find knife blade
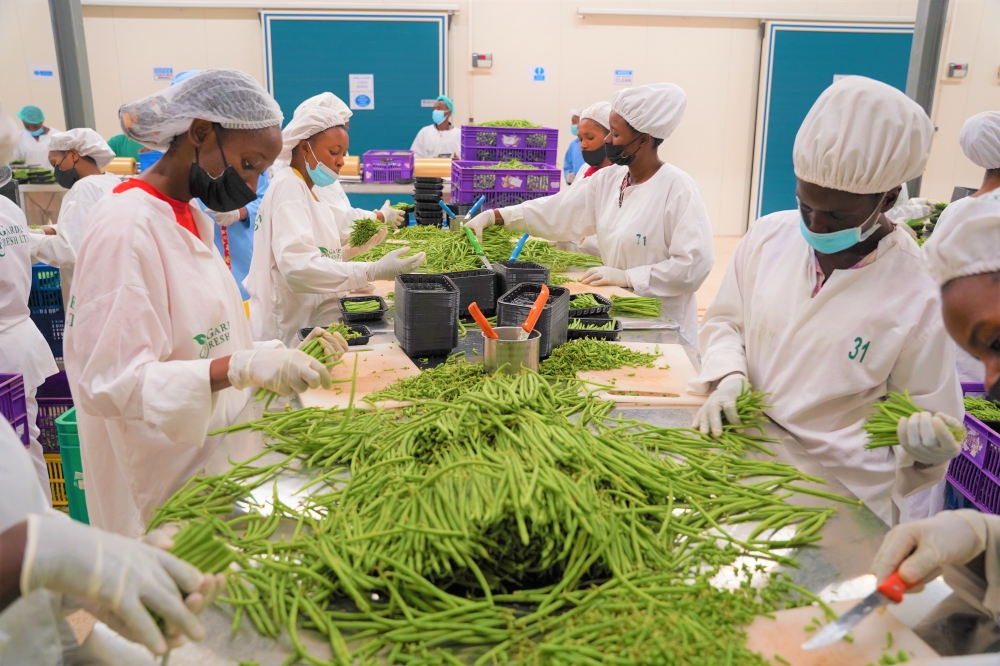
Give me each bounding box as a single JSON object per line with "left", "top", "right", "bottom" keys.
{"left": 802, "top": 571, "right": 915, "bottom": 650}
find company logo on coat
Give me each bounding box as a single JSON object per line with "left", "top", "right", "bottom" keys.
{"left": 194, "top": 321, "right": 231, "bottom": 359}
{"left": 0, "top": 223, "right": 29, "bottom": 256}
{"left": 318, "top": 246, "right": 343, "bottom": 261}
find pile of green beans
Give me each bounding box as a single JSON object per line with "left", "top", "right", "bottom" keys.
{"left": 471, "top": 159, "right": 537, "bottom": 170}
{"left": 343, "top": 299, "right": 383, "bottom": 313}
{"left": 365, "top": 354, "right": 487, "bottom": 404}
{"left": 569, "top": 293, "right": 602, "bottom": 310}
{"left": 609, "top": 295, "right": 662, "bottom": 318}
{"left": 153, "top": 367, "right": 854, "bottom": 665}
{"left": 540, "top": 338, "right": 658, "bottom": 378}
{"left": 348, "top": 218, "right": 390, "bottom": 247}
{"left": 568, "top": 319, "right": 615, "bottom": 331}
{"left": 965, "top": 396, "right": 1000, "bottom": 422}
{"left": 473, "top": 119, "right": 540, "bottom": 128}
{"left": 864, "top": 391, "right": 966, "bottom": 449}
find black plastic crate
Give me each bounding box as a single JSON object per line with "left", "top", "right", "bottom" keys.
{"left": 497, "top": 283, "right": 569, "bottom": 359}
{"left": 568, "top": 292, "right": 613, "bottom": 318}
{"left": 567, "top": 317, "right": 622, "bottom": 341}
{"left": 299, "top": 324, "right": 372, "bottom": 347}
{"left": 394, "top": 274, "right": 459, "bottom": 356}
{"left": 493, "top": 261, "right": 550, "bottom": 295}
{"left": 338, "top": 296, "right": 388, "bottom": 323}
{"left": 444, "top": 269, "right": 499, "bottom": 317}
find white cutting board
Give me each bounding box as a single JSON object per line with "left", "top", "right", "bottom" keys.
{"left": 575, "top": 342, "right": 706, "bottom": 407}
{"left": 299, "top": 343, "right": 419, "bottom": 410}
{"left": 559, "top": 280, "right": 633, "bottom": 299}
{"left": 350, "top": 280, "right": 395, "bottom": 300}
{"left": 745, "top": 600, "right": 937, "bottom": 665}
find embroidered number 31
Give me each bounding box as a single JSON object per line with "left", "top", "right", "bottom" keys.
{"left": 848, "top": 337, "right": 870, "bottom": 363}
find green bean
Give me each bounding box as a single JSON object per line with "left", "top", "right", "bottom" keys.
{"left": 865, "top": 390, "right": 965, "bottom": 449}
{"left": 470, "top": 158, "right": 537, "bottom": 170}
{"left": 472, "top": 119, "right": 540, "bottom": 128}
{"left": 540, "top": 338, "right": 658, "bottom": 378}
{"left": 609, "top": 294, "right": 662, "bottom": 318}
{"left": 343, "top": 299, "right": 383, "bottom": 313}
{"left": 348, "top": 218, "right": 390, "bottom": 247}
{"left": 568, "top": 319, "right": 616, "bottom": 331}
{"left": 965, "top": 396, "right": 1000, "bottom": 422}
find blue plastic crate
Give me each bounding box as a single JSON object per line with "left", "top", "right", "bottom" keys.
{"left": 138, "top": 150, "right": 163, "bottom": 173}
{"left": 0, "top": 373, "right": 28, "bottom": 447}
{"left": 31, "top": 309, "right": 65, "bottom": 361}
{"left": 29, "top": 263, "right": 63, "bottom": 313}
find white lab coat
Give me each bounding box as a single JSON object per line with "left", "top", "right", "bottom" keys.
{"left": 29, "top": 173, "right": 121, "bottom": 304}
{"left": 503, "top": 163, "right": 714, "bottom": 345}
{"left": 12, "top": 129, "right": 57, "bottom": 168}
{"left": 0, "top": 195, "right": 59, "bottom": 503}
{"left": 689, "top": 210, "right": 963, "bottom": 525}
{"left": 0, "top": 419, "right": 77, "bottom": 666}
{"left": 314, "top": 179, "right": 373, "bottom": 240}
{"left": 410, "top": 124, "right": 461, "bottom": 159}
{"left": 64, "top": 185, "right": 268, "bottom": 537}
{"left": 246, "top": 167, "right": 370, "bottom": 347}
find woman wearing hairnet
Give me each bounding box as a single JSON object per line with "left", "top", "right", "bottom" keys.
{"left": 65, "top": 70, "right": 347, "bottom": 537}
{"left": 465, "top": 83, "right": 715, "bottom": 346}
{"left": 29, "top": 128, "right": 121, "bottom": 303}
{"left": 689, "top": 77, "right": 963, "bottom": 526}
{"left": 246, "top": 105, "right": 425, "bottom": 347}
{"left": 556, "top": 101, "right": 613, "bottom": 257}
{"left": 866, "top": 186, "right": 1000, "bottom": 631}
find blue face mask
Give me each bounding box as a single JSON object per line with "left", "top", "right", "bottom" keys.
{"left": 431, "top": 110, "right": 447, "bottom": 125}
{"left": 29, "top": 128, "right": 45, "bottom": 137}
{"left": 570, "top": 124, "right": 578, "bottom": 137}
{"left": 305, "top": 142, "right": 338, "bottom": 188}
{"left": 797, "top": 194, "right": 886, "bottom": 255}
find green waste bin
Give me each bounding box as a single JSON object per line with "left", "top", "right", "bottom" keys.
{"left": 55, "top": 408, "right": 89, "bottom": 524}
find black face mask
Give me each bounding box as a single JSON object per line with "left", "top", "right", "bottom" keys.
{"left": 188, "top": 125, "right": 255, "bottom": 212}
{"left": 604, "top": 134, "right": 643, "bottom": 166}
{"left": 581, "top": 145, "right": 607, "bottom": 167}
{"left": 53, "top": 154, "right": 80, "bottom": 190}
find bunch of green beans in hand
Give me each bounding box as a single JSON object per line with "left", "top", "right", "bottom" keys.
{"left": 610, "top": 294, "right": 662, "bottom": 318}
{"left": 865, "top": 390, "right": 966, "bottom": 449}
{"left": 342, "top": 298, "right": 382, "bottom": 313}
{"left": 167, "top": 521, "right": 236, "bottom": 574}
{"left": 347, "top": 218, "right": 390, "bottom": 247}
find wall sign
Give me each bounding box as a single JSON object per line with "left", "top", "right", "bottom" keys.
{"left": 613, "top": 69, "right": 634, "bottom": 86}
{"left": 531, "top": 66, "right": 547, "bottom": 82}
{"left": 152, "top": 67, "right": 175, "bottom": 82}
{"left": 349, "top": 74, "right": 375, "bottom": 110}
{"left": 29, "top": 64, "right": 55, "bottom": 81}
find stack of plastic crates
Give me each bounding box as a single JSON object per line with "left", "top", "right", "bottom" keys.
{"left": 362, "top": 150, "right": 414, "bottom": 183}
{"left": 56, "top": 408, "right": 88, "bottom": 522}
{"left": 35, "top": 371, "right": 74, "bottom": 509}
{"left": 0, "top": 373, "right": 28, "bottom": 447}
{"left": 29, "top": 263, "right": 65, "bottom": 361}
{"left": 453, "top": 125, "right": 560, "bottom": 207}
{"left": 945, "top": 382, "right": 1000, "bottom": 514}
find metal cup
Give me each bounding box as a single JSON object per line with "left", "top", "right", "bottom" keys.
{"left": 482, "top": 327, "right": 540, "bottom": 375}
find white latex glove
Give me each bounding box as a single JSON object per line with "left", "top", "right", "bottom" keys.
{"left": 464, "top": 210, "right": 496, "bottom": 242}
{"left": 343, "top": 227, "right": 388, "bottom": 260}
{"left": 692, "top": 374, "right": 749, "bottom": 437}
{"left": 378, "top": 200, "right": 405, "bottom": 228}
{"left": 872, "top": 510, "right": 993, "bottom": 590}
{"left": 581, "top": 266, "right": 632, "bottom": 288}
{"left": 20, "top": 512, "right": 205, "bottom": 656}
{"left": 299, "top": 327, "right": 348, "bottom": 364}
{"left": 72, "top": 622, "right": 158, "bottom": 666}
{"left": 228, "top": 348, "right": 332, "bottom": 396}
{"left": 206, "top": 208, "right": 243, "bottom": 227}
{"left": 366, "top": 246, "right": 426, "bottom": 282}
{"left": 897, "top": 411, "right": 963, "bottom": 465}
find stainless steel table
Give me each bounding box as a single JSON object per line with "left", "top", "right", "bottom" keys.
{"left": 168, "top": 312, "right": 999, "bottom": 664}
{"left": 338, "top": 176, "right": 451, "bottom": 196}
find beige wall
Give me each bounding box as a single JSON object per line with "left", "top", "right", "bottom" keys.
{"left": 2, "top": 0, "right": 997, "bottom": 235}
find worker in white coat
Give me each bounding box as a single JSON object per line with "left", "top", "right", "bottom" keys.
{"left": 464, "top": 83, "right": 715, "bottom": 346}
{"left": 866, "top": 182, "right": 1000, "bottom": 638}
{"left": 246, "top": 106, "right": 425, "bottom": 347}
{"left": 288, "top": 93, "right": 404, "bottom": 234}
{"left": 410, "top": 95, "right": 461, "bottom": 158}
{"left": 561, "top": 101, "right": 614, "bottom": 257}
{"left": 0, "top": 418, "right": 227, "bottom": 664}
{"left": 689, "top": 76, "right": 963, "bottom": 526}
{"left": 29, "top": 128, "right": 120, "bottom": 304}
{"left": 65, "top": 70, "right": 347, "bottom": 537}
{"left": 11, "top": 105, "right": 58, "bottom": 168}
{"left": 0, "top": 168, "right": 58, "bottom": 503}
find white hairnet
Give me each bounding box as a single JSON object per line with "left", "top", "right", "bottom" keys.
{"left": 580, "top": 102, "right": 612, "bottom": 132}
{"left": 119, "top": 69, "right": 283, "bottom": 151}
{"left": 610, "top": 83, "right": 686, "bottom": 140}
{"left": 295, "top": 92, "right": 353, "bottom": 125}
{"left": 0, "top": 100, "right": 18, "bottom": 166}
{"left": 570, "top": 109, "right": 582, "bottom": 118}
{"left": 793, "top": 76, "right": 933, "bottom": 195}
{"left": 48, "top": 128, "right": 116, "bottom": 169}
{"left": 923, "top": 191, "right": 1000, "bottom": 286}
{"left": 279, "top": 106, "right": 345, "bottom": 162}
{"left": 959, "top": 111, "right": 1000, "bottom": 170}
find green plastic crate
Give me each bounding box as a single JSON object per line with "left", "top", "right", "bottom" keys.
{"left": 55, "top": 408, "right": 89, "bottom": 524}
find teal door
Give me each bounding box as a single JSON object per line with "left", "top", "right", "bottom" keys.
{"left": 755, "top": 24, "right": 913, "bottom": 218}
{"left": 263, "top": 12, "right": 448, "bottom": 155}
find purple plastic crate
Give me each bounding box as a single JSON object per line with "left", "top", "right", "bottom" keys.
{"left": 460, "top": 126, "right": 559, "bottom": 165}
{"left": 945, "top": 383, "right": 1000, "bottom": 514}
{"left": 0, "top": 373, "right": 29, "bottom": 447}
{"left": 362, "top": 150, "right": 414, "bottom": 183}
{"left": 451, "top": 160, "right": 561, "bottom": 207}
{"left": 36, "top": 371, "right": 73, "bottom": 452}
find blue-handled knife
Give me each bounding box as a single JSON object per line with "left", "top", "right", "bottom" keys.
{"left": 509, "top": 232, "right": 529, "bottom": 261}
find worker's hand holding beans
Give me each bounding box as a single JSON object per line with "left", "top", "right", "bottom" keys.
{"left": 227, "top": 349, "right": 332, "bottom": 396}
{"left": 378, "top": 200, "right": 405, "bottom": 228}
{"left": 344, "top": 227, "right": 388, "bottom": 260}
{"left": 21, "top": 512, "right": 207, "bottom": 656}
{"left": 692, "top": 374, "right": 748, "bottom": 437}
{"left": 463, "top": 210, "right": 497, "bottom": 243}
{"left": 366, "top": 247, "right": 426, "bottom": 282}
{"left": 299, "top": 327, "right": 348, "bottom": 365}
{"left": 896, "top": 411, "right": 963, "bottom": 465}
